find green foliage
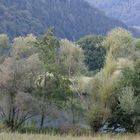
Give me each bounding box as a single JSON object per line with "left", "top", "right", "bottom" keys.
{"left": 77, "top": 35, "right": 106, "bottom": 71}
{"left": 119, "top": 87, "right": 138, "bottom": 114}
{"left": 34, "top": 30, "right": 76, "bottom": 128}
{"left": 36, "top": 29, "right": 60, "bottom": 73}
{"left": 107, "top": 61, "right": 140, "bottom": 132}
{"left": 35, "top": 30, "right": 72, "bottom": 107}
{"left": 135, "top": 39, "right": 140, "bottom": 49}
{"left": 36, "top": 73, "right": 72, "bottom": 107}
{"left": 120, "top": 61, "right": 140, "bottom": 96}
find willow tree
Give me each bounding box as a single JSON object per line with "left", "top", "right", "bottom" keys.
{"left": 87, "top": 28, "right": 138, "bottom": 132}
{"left": 0, "top": 35, "right": 42, "bottom": 131}
{"left": 103, "top": 27, "right": 135, "bottom": 76}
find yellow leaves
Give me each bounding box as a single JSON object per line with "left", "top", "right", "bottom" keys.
{"left": 104, "top": 27, "right": 133, "bottom": 53}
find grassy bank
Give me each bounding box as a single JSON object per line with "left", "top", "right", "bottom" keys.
{"left": 0, "top": 133, "right": 139, "bottom": 140}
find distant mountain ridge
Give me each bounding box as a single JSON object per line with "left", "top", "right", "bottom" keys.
{"left": 86, "top": 0, "right": 140, "bottom": 27}
{"left": 0, "top": 0, "right": 128, "bottom": 40}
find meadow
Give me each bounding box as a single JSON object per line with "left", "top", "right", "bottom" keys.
{"left": 0, "top": 133, "right": 139, "bottom": 140}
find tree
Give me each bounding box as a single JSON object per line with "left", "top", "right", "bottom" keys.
{"left": 57, "top": 39, "right": 90, "bottom": 127}
{"left": 103, "top": 28, "right": 135, "bottom": 77}
{"left": 35, "top": 73, "right": 72, "bottom": 128}
{"left": 87, "top": 28, "right": 137, "bottom": 132}
{"left": 119, "top": 87, "right": 137, "bottom": 114}
{"left": 0, "top": 35, "right": 41, "bottom": 131}
{"left": 88, "top": 104, "right": 111, "bottom": 132}
{"left": 12, "top": 34, "right": 37, "bottom": 59}
{"left": 36, "top": 28, "right": 60, "bottom": 73}
{"left": 77, "top": 35, "right": 106, "bottom": 71}
{"left": 119, "top": 60, "right": 140, "bottom": 97}
{"left": 35, "top": 30, "right": 72, "bottom": 128}
{"left": 135, "top": 39, "right": 140, "bottom": 49}
{"left": 103, "top": 28, "right": 134, "bottom": 59}
{"left": 100, "top": 28, "right": 140, "bottom": 132}
{"left": 0, "top": 34, "right": 9, "bottom": 49}
{"left": 111, "top": 65, "right": 140, "bottom": 132}
{"left": 58, "top": 39, "right": 86, "bottom": 78}
{"left": 87, "top": 71, "right": 117, "bottom": 132}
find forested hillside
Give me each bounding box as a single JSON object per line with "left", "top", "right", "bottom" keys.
{"left": 0, "top": 0, "right": 127, "bottom": 40}
{"left": 86, "top": 0, "right": 140, "bottom": 27}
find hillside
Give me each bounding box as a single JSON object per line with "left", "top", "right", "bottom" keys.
{"left": 86, "top": 0, "right": 140, "bottom": 27}
{"left": 0, "top": 0, "right": 127, "bottom": 40}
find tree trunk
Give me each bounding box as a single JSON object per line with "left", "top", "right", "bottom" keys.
{"left": 40, "top": 113, "right": 45, "bottom": 128}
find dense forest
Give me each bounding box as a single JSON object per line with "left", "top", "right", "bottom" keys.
{"left": 0, "top": 0, "right": 128, "bottom": 40}
{"left": 0, "top": 27, "right": 140, "bottom": 134}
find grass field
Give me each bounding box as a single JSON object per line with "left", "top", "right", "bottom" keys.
{"left": 0, "top": 133, "right": 139, "bottom": 140}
